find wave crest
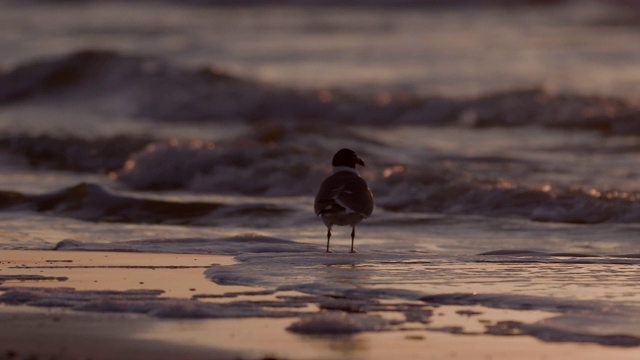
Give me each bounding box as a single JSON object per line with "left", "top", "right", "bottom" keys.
{"left": 2, "top": 50, "right": 640, "bottom": 133}
{"left": 375, "top": 168, "right": 640, "bottom": 224}
{"left": 0, "top": 183, "right": 292, "bottom": 225}
{"left": 115, "top": 139, "right": 327, "bottom": 195}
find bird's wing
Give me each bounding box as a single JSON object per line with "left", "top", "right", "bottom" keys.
{"left": 315, "top": 173, "right": 374, "bottom": 217}
{"left": 314, "top": 180, "right": 346, "bottom": 215}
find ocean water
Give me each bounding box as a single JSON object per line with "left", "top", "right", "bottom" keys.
{"left": 1, "top": 0, "right": 640, "bottom": 350}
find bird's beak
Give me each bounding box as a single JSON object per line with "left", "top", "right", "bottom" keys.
{"left": 356, "top": 156, "right": 365, "bottom": 167}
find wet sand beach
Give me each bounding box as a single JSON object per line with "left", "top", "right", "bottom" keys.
{"left": 1, "top": 250, "right": 639, "bottom": 360}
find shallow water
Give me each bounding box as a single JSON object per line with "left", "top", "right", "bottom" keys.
{"left": 1, "top": 0, "right": 640, "bottom": 350}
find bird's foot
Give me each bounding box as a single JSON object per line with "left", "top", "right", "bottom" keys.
{"left": 349, "top": 250, "right": 357, "bottom": 254}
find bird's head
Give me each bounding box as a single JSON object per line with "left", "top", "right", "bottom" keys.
{"left": 332, "top": 148, "right": 365, "bottom": 168}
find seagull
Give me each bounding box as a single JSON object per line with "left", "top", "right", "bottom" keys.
{"left": 314, "top": 148, "right": 374, "bottom": 253}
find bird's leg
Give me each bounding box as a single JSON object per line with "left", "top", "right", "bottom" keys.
{"left": 350, "top": 227, "right": 356, "bottom": 253}
{"left": 326, "top": 228, "right": 332, "bottom": 253}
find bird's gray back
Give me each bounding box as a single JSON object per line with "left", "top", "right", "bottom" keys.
{"left": 314, "top": 172, "right": 374, "bottom": 217}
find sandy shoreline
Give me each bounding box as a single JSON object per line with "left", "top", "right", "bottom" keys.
{"left": 1, "top": 250, "right": 639, "bottom": 360}
{"left": 0, "top": 306, "right": 243, "bottom": 360}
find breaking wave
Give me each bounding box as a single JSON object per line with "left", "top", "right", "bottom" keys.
{"left": 1, "top": 50, "right": 639, "bottom": 133}
{"left": 376, "top": 168, "right": 640, "bottom": 224}
{"left": 0, "top": 183, "right": 293, "bottom": 226}
{"left": 2, "top": 164, "right": 640, "bottom": 226}
{"left": 2, "top": 50, "right": 640, "bottom": 225}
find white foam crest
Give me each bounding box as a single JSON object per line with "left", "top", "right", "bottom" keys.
{"left": 116, "top": 140, "right": 328, "bottom": 195}
{"left": 374, "top": 169, "right": 640, "bottom": 224}
{"left": 116, "top": 140, "right": 218, "bottom": 190}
